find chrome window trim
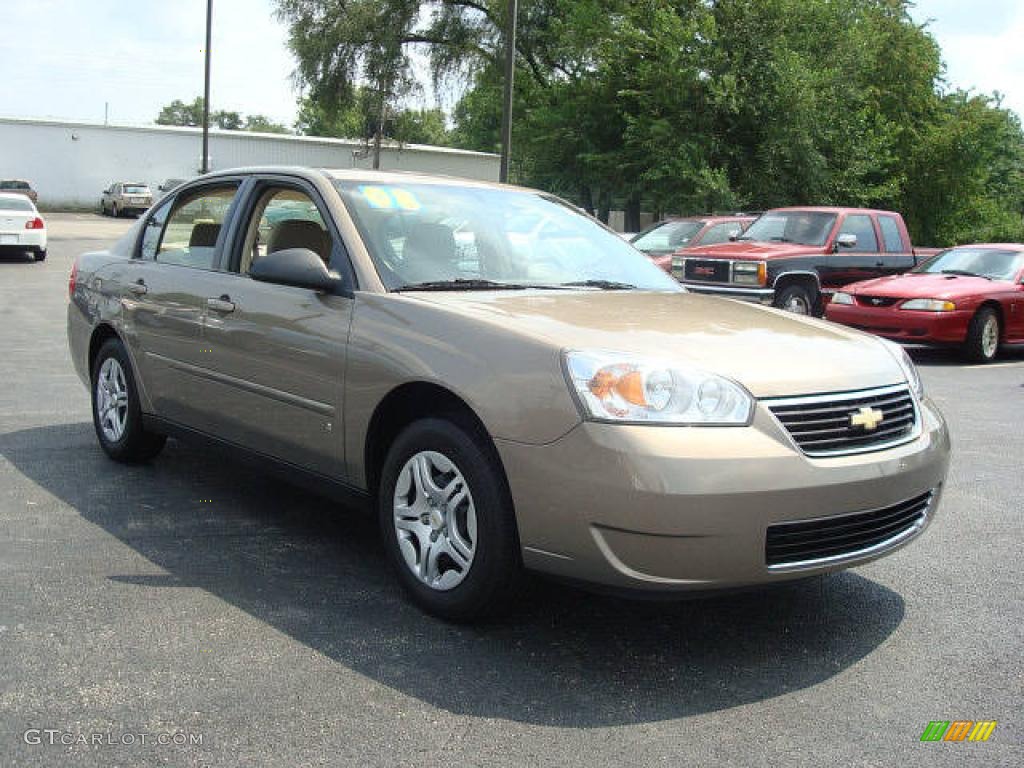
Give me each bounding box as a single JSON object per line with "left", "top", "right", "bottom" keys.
{"left": 762, "top": 383, "right": 921, "bottom": 458}
{"left": 765, "top": 489, "right": 935, "bottom": 572}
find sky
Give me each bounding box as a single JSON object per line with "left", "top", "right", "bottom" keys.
{"left": 0, "top": 0, "right": 1021, "bottom": 130}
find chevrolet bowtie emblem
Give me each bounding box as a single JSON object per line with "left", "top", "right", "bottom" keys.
{"left": 850, "top": 406, "right": 885, "bottom": 431}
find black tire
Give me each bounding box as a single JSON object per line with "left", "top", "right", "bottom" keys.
{"left": 378, "top": 416, "right": 522, "bottom": 621}
{"left": 774, "top": 283, "right": 817, "bottom": 316}
{"left": 963, "top": 307, "right": 1000, "bottom": 363}
{"left": 90, "top": 338, "right": 166, "bottom": 463}
{"left": 33, "top": 249, "right": 46, "bottom": 262}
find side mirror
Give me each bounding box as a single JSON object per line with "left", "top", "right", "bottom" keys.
{"left": 250, "top": 247, "right": 340, "bottom": 292}
{"left": 835, "top": 233, "right": 857, "bottom": 250}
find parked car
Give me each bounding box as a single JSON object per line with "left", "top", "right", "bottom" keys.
{"left": 0, "top": 179, "right": 38, "bottom": 204}
{"left": 157, "top": 178, "right": 188, "bottom": 200}
{"left": 671, "top": 207, "right": 939, "bottom": 315}
{"left": 67, "top": 168, "right": 950, "bottom": 620}
{"left": 101, "top": 182, "right": 153, "bottom": 217}
{"left": 0, "top": 192, "right": 47, "bottom": 261}
{"left": 631, "top": 215, "right": 755, "bottom": 272}
{"left": 826, "top": 244, "right": 1024, "bottom": 362}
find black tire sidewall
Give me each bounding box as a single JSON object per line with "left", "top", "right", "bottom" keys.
{"left": 377, "top": 417, "right": 520, "bottom": 621}
{"left": 91, "top": 338, "right": 162, "bottom": 462}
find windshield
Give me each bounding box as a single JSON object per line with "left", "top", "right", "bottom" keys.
{"left": 741, "top": 211, "right": 837, "bottom": 246}
{"left": 0, "top": 181, "right": 30, "bottom": 190}
{"left": 123, "top": 185, "right": 150, "bottom": 195}
{"left": 631, "top": 220, "right": 703, "bottom": 252}
{"left": 914, "top": 248, "right": 1024, "bottom": 281}
{"left": 335, "top": 181, "right": 681, "bottom": 292}
{"left": 0, "top": 196, "right": 33, "bottom": 211}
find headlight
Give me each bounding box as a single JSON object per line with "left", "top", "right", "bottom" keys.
{"left": 563, "top": 350, "right": 754, "bottom": 425}
{"left": 831, "top": 291, "right": 854, "bottom": 305}
{"left": 881, "top": 341, "right": 923, "bottom": 396}
{"left": 731, "top": 261, "right": 766, "bottom": 286}
{"left": 901, "top": 298, "right": 956, "bottom": 311}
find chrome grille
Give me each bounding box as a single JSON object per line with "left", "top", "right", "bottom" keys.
{"left": 766, "top": 384, "right": 918, "bottom": 457}
{"left": 766, "top": 489, "right": 934, "bottom": 568}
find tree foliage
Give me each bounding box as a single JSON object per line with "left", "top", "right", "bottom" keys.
{"left": 276, "top": 0, "right": 1024, "bottom": 244}
{"left": 155, "top": 97, "right": 290, "bottom": 134}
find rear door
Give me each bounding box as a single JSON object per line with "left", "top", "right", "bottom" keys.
{"left": 120, "top": 181, "right": 242, "bottom": 426}
{"left": 188, "top": 176, "right": 354, "bottom": 478}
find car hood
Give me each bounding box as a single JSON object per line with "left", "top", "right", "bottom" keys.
{"left": 845, "top": 273, "right": 1010, "bottom": 299}
{"left": 678, "top": 241, "right": 823, "bottom": 260}
{"left": 410, "top": 291, "right": 905, "bottom": 398}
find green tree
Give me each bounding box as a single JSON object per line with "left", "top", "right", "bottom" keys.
{"left": 243, "top": 114, "right": 290, "bottom": 134}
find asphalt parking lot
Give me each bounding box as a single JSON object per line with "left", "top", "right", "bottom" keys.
{"left": 1, "top": 213, "right": 1021, "bottom": 767}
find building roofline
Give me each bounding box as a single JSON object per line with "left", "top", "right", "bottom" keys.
{"left": 0, "top": 114, "right": 498, "bottom": 159}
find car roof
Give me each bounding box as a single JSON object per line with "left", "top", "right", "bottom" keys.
{"left": 768, "top": 206, "right": 898, "bottom": 216}
{"left": 197, "top": 166, "right": 536, "bottom": 193}
{"left": 948, "top": 243, "right": 1024, "bottom": 251}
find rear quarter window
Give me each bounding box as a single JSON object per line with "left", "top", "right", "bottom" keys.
{"left": 878, "top": 216, "right": 905, "bottom": 252}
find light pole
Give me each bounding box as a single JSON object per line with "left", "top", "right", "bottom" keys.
{"left": 201, "top": 0, "right": 212, "bottom": 174}
{"left": 499, "top": 0, "right": 517, "bottom": 183}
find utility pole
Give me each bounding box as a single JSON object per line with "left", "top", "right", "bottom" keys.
{"left": 201, "top": 0, "right": 213, "bottom": 174}
{"left": 499, "top": 0, "right": 518, "bottom": 183}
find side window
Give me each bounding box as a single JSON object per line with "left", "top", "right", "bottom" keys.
{"left": 239, "top": 187, "right": 333, "bottom": 275}
{"left": 878, "top": 216, "right": 904, "bottom": 252}
{"left": 700, "top": 222, "right": 744, "bottom": 246}
{"left": 156, "top": 185, "right": 238, "bottom": 269}
{"left": 838, "top": 215, "right": 879, "bottom": 252}
{"left": 139, "top": 197, "right": 174, "bottom": 259}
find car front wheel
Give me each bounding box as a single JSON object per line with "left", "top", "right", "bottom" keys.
{"left": 378, "top": 417, "right": 522, "bottom": 621}
{"left": 774, "top": 284, "right": 816, "bottom": 316}
{"left": 964, "top": 307, "right": 1000, "bottom": 363}
{"left": 91, "top": 338, "right": 166, "bottom": 462}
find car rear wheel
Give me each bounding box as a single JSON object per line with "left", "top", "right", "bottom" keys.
{"left": 91, "top": 338, "right": 166, "bottom": 463}
{"left": 964, "top": 307, "right": 1000, "bottom": 363}
{"left": 378, "top": 417, "right": 522, "bottom": 621}
{"left": 774, "top": 284, "right": 816, "bottom": 316}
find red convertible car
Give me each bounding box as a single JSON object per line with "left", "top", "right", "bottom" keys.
{"left": 826, "top": 244, "right": 1024, "bottom": 362}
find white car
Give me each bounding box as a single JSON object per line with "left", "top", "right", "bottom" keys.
{"left": 0, "top": 192, "right": 46, "bottom": 261}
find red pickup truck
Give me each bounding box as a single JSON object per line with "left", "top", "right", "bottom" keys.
{"left": 671, "top": 207, "right": 938, "bottom": 315}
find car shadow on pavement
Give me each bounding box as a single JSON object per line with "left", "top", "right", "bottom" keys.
{"left": 1, "top": 423, "right": 906, "bottom": 727}
{"left": 906, "top": 344, "right": 1024, "bottom": 366}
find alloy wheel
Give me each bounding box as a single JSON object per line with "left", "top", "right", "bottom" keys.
{"left": 981, "top": 315, "right": 999, "bottom": 359}
{"left": 392, "top": 450, "right": 477, "bottom": 591}
{"left": 95, "top": 357, "right": 129, "bottom": 442}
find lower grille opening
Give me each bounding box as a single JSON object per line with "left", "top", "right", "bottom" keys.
{"left": 766, "top": 490, "right": 934, "bottom": 568}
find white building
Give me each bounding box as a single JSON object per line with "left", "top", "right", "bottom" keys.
{"left": 0, "top": 116, "right": 500, "bottom": 209}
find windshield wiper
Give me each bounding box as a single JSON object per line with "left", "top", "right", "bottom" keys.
{"left": 769, "top": 236, "right": 792, "bottom": 242}
{"left": 940, "top": 269, "right": 990, "bottom": 280}
{"left": 396, "top": 279, "right": 533, "bottom": 292}
{"left": 558, "top": 280, "right": 637, "bottom": 290}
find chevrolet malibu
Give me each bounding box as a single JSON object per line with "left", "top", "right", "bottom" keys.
{"left": 67, "top": 168, "right": 951, "bottom": 620}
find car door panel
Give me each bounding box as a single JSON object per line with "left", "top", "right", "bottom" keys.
{"left": 195, "top": 276, "right": 352, "bottom": 476}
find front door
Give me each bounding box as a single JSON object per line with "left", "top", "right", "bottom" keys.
{"left": 193, "top": 180, "right": 353, "bottom": 478}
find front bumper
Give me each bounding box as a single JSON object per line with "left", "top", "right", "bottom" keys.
{"left": 826, "top": 303, "right": 971, "bottom": 344}
{"left": 680, "top": 282, "right": 776, "bottom": 304}
{"left": 496, "top": 396, "right": 950, "bottom": 591}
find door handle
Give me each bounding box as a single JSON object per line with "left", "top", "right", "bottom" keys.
{"left": 127, "top": 280, "right": 148, "bottom": 295}
{"left": 875, "top": 261, "right": 884, "bottom": 267}
{"left": 206, "top": 295, "right": 235, "bottom": 313}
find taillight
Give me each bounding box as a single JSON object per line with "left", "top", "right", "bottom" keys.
{"left": 25, "top": 217, "right": 45, "bottom": 230}
{"left": 69, "top": 260, "right": 78, "bottom": 298}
